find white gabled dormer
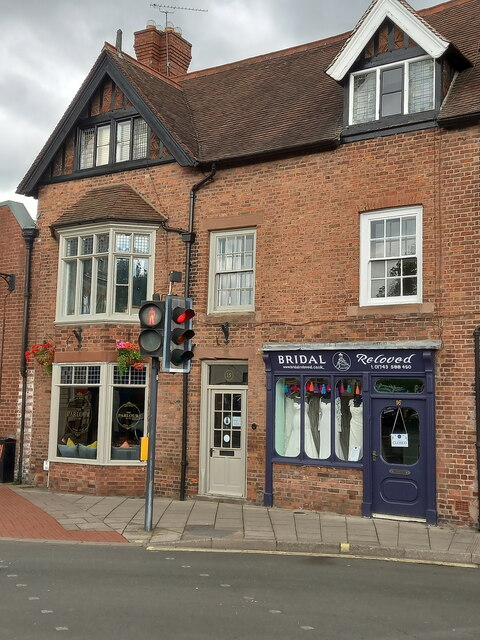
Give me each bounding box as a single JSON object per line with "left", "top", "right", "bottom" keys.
{"left": 326, "top": 0, "right": 451, "bottom": 134}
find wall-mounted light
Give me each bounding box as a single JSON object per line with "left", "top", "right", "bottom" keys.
{"left": 0, "top": 273, "right": 15, "bottom": 291}
{"left": 220, "top": 322, "right": 230, "bottom": 344}
{"left": 72, "top": 327, "right": 83, "bottom": 350}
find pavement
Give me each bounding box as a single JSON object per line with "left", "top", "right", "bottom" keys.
{"left": 1, "top": 484, "right": 480, "bottom": 566}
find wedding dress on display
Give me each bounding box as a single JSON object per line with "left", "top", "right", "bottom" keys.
{"left": 318, "top": 399, "right": 331, "bottom": 459}
{"left": 348, "top": 399, "right": 363, "bottom": 460}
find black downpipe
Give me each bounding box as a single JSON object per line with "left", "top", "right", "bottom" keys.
{"left": 17, "top": 227, "right": 39, "bottom": 483}
{"left": 180, "top": 164, "right": 216, "bottom": 500}
{"left": 474, "top": 327, "right": 480, "bottom": 530}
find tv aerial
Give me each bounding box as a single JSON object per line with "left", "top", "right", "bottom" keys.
{"left": 150, "top": 4, "right": 208, "bottom": 32}
{"left": 149, "top": 4, "right": 208, "bottom": 75}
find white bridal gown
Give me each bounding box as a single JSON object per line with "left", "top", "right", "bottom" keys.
{"left": 348, "top": 399, "right": 363, "bottom": 460}
{"left": 318, "top": 399, "right": 331, "bottom": 459}
{"left": 284, "top": 397, "right": 316, "bottom": 457}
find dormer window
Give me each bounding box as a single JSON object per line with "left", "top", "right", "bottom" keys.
{"left": 78, "top": 116, "right": 148, "bottom": 170}
{"left": 350, "top": 56, "right": 434, "bottom": 125}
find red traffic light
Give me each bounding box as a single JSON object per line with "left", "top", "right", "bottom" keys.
{"left": 172, "top": 307, "right": 195, "bottom": 324}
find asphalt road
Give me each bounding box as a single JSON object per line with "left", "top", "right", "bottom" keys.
{"left": 0, "top": 541, "right": 479, "bottom": 640}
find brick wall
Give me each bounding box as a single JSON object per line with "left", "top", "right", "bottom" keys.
{"left": 27, "top": 121, "right": 480, "bottom": 524}
{"left": 0, "top": 205, "right": 27, "bottom": 445}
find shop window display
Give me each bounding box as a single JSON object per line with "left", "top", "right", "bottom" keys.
{"left": 274, "top": 377, "right": 363, "bottom": 463}
{"left": 52, "top": 363, "right": 146, "bottom": 463}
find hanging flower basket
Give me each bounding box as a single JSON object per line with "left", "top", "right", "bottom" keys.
{"left": 25, "top": 342, "right": 55, "bottom": 375}
{"left": 115, "top": 340, "right": 144, "bottom": 377}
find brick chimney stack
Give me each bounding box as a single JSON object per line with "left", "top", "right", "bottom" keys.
{"left": 133, "top": 24, "right": 192, "bottom": 77}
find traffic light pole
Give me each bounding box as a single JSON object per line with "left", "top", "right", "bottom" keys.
{"left": 144, "top": 356, "right": 159, "bottom": 532}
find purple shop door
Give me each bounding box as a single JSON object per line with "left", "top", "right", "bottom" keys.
{"left": 371, "top": 398, "right": 428, "bottom": 520}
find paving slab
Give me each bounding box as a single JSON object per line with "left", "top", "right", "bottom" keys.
{"left": 3, "top": 486, "right": 480, "bottom": 565}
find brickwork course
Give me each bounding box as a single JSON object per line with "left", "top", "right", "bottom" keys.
{"left": 9, "top": 0, "right": 480, "bottom": 528}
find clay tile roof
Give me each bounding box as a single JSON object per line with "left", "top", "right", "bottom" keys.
{"left": 52, "top": 184, "right": 165, "bottom": 231}
{"left": 106, "top": 48, "right": 199, "bottom": 158}
{"left": 422, "top": 0, "right": 480, "bottom": 122}
{"left": 180, "top": 38, "right": 345, "bottom": 162}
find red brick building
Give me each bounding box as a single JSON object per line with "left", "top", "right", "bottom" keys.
{"left": 0, "top": 201, "right": 37, "bottom": 480}
{"left": 16, "top": 0, "right": 480, "bottom": 526}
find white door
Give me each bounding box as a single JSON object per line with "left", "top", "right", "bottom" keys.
{"left": 207, "top": 388, "right": 246, "bottom": 497}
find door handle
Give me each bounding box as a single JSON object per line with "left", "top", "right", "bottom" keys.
{"left": 210, "top": 447, "right": 214, "bottom": 457}
{"left": 372, "top": 450, "right": 378, "bottom": 462}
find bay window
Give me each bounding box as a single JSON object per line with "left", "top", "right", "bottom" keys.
{"left": 57, "top": 224, "right": 156, "bottom": 322}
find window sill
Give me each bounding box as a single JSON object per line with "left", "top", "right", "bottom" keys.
{"left": 272, "top": 457, "right": 363, "bottom": 469}
{"left": 55, "top": 318, "right": 141, "bottom": 326}
{"left": 342, "top": 111, "right": 436, "bottom": 143}
{"left": 347, "top": 302, "right": 434, "bottom": 317}
{"left": 205, "top": 311, "right": 258, "bottom": 325}
{"left": 51, "top": 457, "right": 146, "bottom": 466}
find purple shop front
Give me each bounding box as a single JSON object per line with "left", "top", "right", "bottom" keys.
{"left": 263, "top": 346, "right": 436, "bottom": 524}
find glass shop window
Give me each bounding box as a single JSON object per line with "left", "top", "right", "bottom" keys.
{"left": 57, "top": 383, "right": 100, "bottom": 460}
{"left": 304, "top": 378, "right": 332, "bottom": 460}
{"left": 335, "top": 379, "right": 363, "bottom": 462}
{"left": 110, "top": 385, "right": 145, "bottom": 461}
{"left": 381, "top": 406, "right": 420, "bottom": 465}
{"left": 275, "top": 378, "right": 301, "bottom": 457}
{"left": 374, "top": 378, "right": 425, "bottom": 394}
{"left": 54, "top": 363, "right": 147, "bottom": 464}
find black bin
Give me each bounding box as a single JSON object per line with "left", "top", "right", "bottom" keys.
{"left": 0, "top": 438, "right": 16, "bottom": 483}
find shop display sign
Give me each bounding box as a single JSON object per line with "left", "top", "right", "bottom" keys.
{"left": 391, "top": 433, "right": 409, "bottom": 448}
{"left": 269, "top": 349, "right": 426, "bottom": 374}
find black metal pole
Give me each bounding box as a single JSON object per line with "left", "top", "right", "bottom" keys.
{"left": 179, "top": 164, "right": 216, "bottom": 501}
{"left": 474, "top": 327, "right": 480, "bottom": 531}
{"left": 145, "top": 356, "right": 159, "bottom": 531}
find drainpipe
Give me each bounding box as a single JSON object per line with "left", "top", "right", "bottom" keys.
{"left": 180, "top": 164, "right": 216, "bottom": 500}
{"left": 474, "top": 327, "right": 480, "bottom": 530}
{"left": 17, "top": 227, "right": 39, "bottom": 483}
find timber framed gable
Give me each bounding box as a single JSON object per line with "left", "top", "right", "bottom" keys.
{"left": 18, "top": 50, "right": 196, "bottom": 198}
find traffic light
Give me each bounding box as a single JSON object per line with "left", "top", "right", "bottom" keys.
{"left": 138, "top": 300, "right": 165, "bottom": 357}
{"left": 162, "top": 295, "right": 195, "bottom": 373}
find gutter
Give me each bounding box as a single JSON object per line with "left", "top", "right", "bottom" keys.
{"left": 17, "top": 227, "right": 39, "bottom": 483}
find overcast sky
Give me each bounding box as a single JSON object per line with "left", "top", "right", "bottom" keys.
{"left": 1, "top": 0, "right": 441, "bottom": 217}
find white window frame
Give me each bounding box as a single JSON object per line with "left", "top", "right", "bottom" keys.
{"left": 48, "top": 363, "right": 148, "bottom": 465}
{"left": 349, "top": 55, "right": 435, "bottom": 125}
{"left": 208, "top": 229, "right": 256, "bottom": 314}
{"left": 55, "top": 222, "right": 157, "bottom": 324}
{"left": 360, "top": 206, "right": 423, "bottom": 306}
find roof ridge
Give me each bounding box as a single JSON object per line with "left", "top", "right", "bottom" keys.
{"left": 180, "top": 31, "right": 349, "bottom": 81}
